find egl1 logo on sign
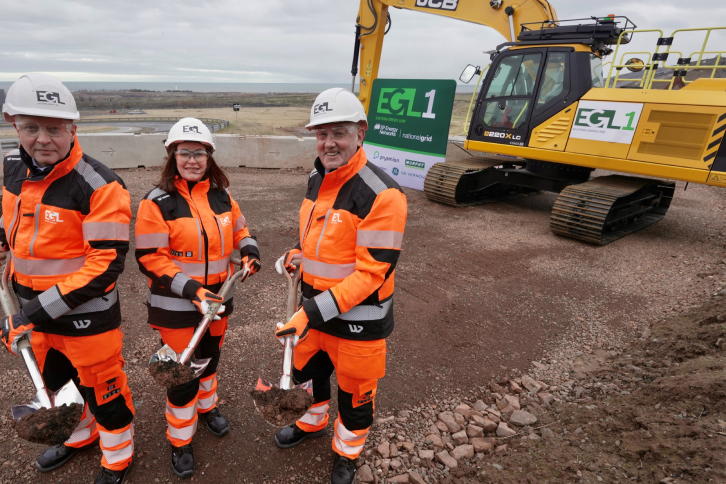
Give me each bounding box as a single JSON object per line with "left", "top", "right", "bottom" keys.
{"left": 570, "top": 101, "right": 644, "bottom": 144}
{"left": 415, "top": 0, "right": 458, "bottom": 11}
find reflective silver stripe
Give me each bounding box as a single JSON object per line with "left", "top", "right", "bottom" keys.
{"left": 83, "top": 222, "right": 129, "bottom": 241}
{"left": 357, "top": 230, "right": 403, "bottom": 249}
{"left": 74, "top": 158, "right": 108, "bottom": 191}
{"left": 7, "top": 197, "right": 20, "bottom": 241}
{"left": 170, "top": 272, "right": 191, "bottom": 297}
{"left": 214, "top": 216, "right": 225, "bottom": 257}
{"left": 99, "top": 424, "right": 134, "bottom": 448}
{"left": 302, "top": 257, "right": 355, "bottom": 279}
{"left": 166, "top": 402, "right": 197, "bottom": 421}
{"left": 358, "top": 165, "right": 388, "bottom": 195}
{"left": 194, "top": 219, "right": 202, "bottom": 261}
{"left": 234, "top": 214, "right": 246, "bottom": 232}
{"left": 148, "top": 288, "right": 231, "bottom": 312}
{"left": 168, "top": 420, "right": 197, "bottom": 442}
{"left": 12, "top": 255, "right": 86, "bottom": 276}
{"left": 333, "top": 419, "right": 367, "bottom": 455}
{"left": 0, "top": 217, "right": 3, "bottom": 229}
{"left": 299, "top": 402, "right": 329, "bottom": 426}
{"left": 309, "top": 169, "right": 318, "bottom": 178}
{"left": 335, "top": 418, "right": 369, "bottom": 442}
{"left": 135, "top": 232, "right": 169, "bottom": 249}
{"left": 238, "top": 237, "right": 258, "bottom": 251}
{"left": 199, "top": 376, "right": 215, "bottom": 392}
{"left": 172, "top": 257, "right": 229, "bottom": 277}
{"left": 147, "top": 187, "right": 167, "bottom": 200}
{"left": 37, "top": 286, "right": 72, "bottom": 319}
{"left": 19, "top": 288, "right": 118, "bottom": 316}
{"left": 314, "top": 290, "right": 339, "bottom": 322}
{"left": 101, "top": 442, "right": 134, "bottom": 465}
{"left": 197, "top": 394, "right": 218, "bottom": 410}
{"left": 316, "top": 209, "right": 331, "bottom": 259}
{"left": 302, "top": 296, "right": 392, "bottom": 322}
{"left": 29, "top": 204, "right": 40, "bottom": 257}
{"left": 65, "top": 424, "right": 95, "bottom": 445}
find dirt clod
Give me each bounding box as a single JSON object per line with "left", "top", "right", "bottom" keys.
{"left": 14, "top": 403, "right": 83, "bottom": 445}
{"left": 149, "top": 360, "right": 196, "bottom": 388}
{"left": 251, "top": 387, "right": 314, "bottom": 427}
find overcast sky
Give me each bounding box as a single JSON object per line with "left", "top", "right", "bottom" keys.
{"left": 1, "top": 0, "right": 725, "bottom": 84}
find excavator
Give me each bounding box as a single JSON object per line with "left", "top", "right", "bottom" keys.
{"left": 352, "top": 0, "right": 726, "bottom": 244}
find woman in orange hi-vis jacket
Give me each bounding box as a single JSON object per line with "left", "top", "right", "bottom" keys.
{"left": 134, "top": 118, "right": 260, "bottom": 478}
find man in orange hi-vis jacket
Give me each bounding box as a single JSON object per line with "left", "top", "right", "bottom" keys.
{"left": 1, "top": 74, "right": 134, "bottom": 484}
{"left": 273, "top": 88, "right": 407, "bottom": 484}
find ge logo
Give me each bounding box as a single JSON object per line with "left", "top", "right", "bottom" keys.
{"left": 392, "top": 167, "right": 399, "bottom": 175}
{"left": 36, "top": 91, "right": 65, "bottom": 105}
{"left": 183, "top": 126, "right": 200, "bottom": 134}
{"left": 313, "top": 102, "right": 333, "bottom": 115}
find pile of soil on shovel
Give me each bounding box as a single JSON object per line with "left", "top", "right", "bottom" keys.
{"left": 149, "top": 361, "right": 196, "bottom": 388}
{"left": 14, "top": 403, "right": 83, "bottom": 445}
{"left": 251, "top": 388, "right": 314, "bottom": 427}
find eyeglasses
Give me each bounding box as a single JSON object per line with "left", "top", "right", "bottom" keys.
{"left": 314, "top": 126, "right": 356, "bottom": 141}
{"left": 15, "top": 122, "right": 73, "bottom": 138}
{"left": 174, "top": 149, "right": 209, "bottom": 162}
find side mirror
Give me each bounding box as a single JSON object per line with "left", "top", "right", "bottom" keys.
{"left": 459, "top": 64, "right": 481, "bottom": 84}
{"left": 625, "top": 58, "right": 645, "bottom": 73}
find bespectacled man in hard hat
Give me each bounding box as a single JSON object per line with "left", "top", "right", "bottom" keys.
{"left": 1, "top": 73, "right": 135, "bottom": 484}
{"left": 273, "top": 88, "right": 408, "bottom": 484}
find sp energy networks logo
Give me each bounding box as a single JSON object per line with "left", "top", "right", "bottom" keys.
{"left": 415, "top": 0, "right": 458, "bottom": 11}
{"left": 405, "top": 160, "right": 425, "bottom": 170}
{"left": 570, "top": 101, "right": 644, "bottom": 144}
{"left": 374, "top": 123, "right": 398, "bottom": 137}
{"left": 36, "top": 91, "right": 66, "bottom": 105}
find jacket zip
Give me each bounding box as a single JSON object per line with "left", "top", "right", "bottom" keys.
{"left": 214, "top": 216, "right": 225, "bottom": 258}
{"left": 189, "top": 190, "right": 209, "bottom": 285}
{"left": 29, "top": 204, "right": 40, "bottom": 257}
{"left": 301, "top": 203, "right": 316, "bottom": 254}
{"left": 8, "top": 197, "right": 21, "bottom": 250}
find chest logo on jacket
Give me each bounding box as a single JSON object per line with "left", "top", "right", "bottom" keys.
{"left": 348, "top": 324, "right": 363, "bottom": 333}
{"left": 44, "top": 210, "right": 64, "bottom": 224}
{"left": 331, "top": 213, "right": 342, "bottom": 224}
{"left": 219, "top": 216, "right": 231, "bottom": 226}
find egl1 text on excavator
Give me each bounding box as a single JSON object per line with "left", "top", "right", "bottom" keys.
{"left": 352, "top": 0, "right": 726, "bottom": 245}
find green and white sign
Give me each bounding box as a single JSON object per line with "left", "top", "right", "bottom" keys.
{"left": 570, "top": 100, "right": 644, "bottom": 144}
{"left": 363, "top": 79, "right": 456, "bottom": 190}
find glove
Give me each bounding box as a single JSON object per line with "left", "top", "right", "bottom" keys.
{"left": 274, "top": 309, "right": 309, "bottom": 346}
{"left": 191, "top": 287, "right": 225, "bottom": 320}
{"left": 2, "top": 311, "right": 34, "bottom": 356}
{"left": 241, "top": 255, "right": 261, "bottom": 275}
{"left": 275, "top": 249, "right": 302, "bottom": 275}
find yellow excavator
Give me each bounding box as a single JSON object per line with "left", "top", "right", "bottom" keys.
{"left": 352, "top": 0, "right": 726, "bottom": 244}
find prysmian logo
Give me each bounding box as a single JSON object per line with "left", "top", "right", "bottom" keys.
{"left": 405, "top": 159, "right": 425, "bottom": 170}
{"left": 373, "top": 151, "right": 380, "bottom": 159}
{"left": 415, "top": 0, "right": 459, "bottom": 11}
{"left": 36, "top": 91, "right": 65, "bottom": 105}
{"left": 313, "top": 102, "right": 333, "bottom": 115}
{"left": 183, "top": 126, "right": 200, "bottom": 134}
{"left": 380, "top": 155, "right": 399, "bottom": 163}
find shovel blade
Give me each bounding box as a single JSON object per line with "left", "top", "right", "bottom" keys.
{"left": 10, "top": 378, "right": 84, "bottom": 423}
{"left": 11, "top": 404, "right": 38, "bottom": 422}
{"left": 255, "top": 377, "right": 275, "bottom": 392}
{"left": 149, "top": 345, "right": 210, "bottom": 387}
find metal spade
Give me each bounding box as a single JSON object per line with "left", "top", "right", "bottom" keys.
{"left": 255, "top": 258, "right": 312, "bottom": 394}
{"left": 149, "top": 255, "right": 250, "bottom": 386}
{"left": 0, "top": 252, "right": 84, "bottom": 424}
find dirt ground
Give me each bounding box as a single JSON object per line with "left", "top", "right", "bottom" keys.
{"left": 0, "top": 167, "right": 724, "bottom": 483}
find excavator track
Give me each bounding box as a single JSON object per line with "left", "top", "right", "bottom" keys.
{"left": 424, "top": 158, "right": 539, "bottom": 206}
{"left": 550, "top": 175, "right": 676, "bottom": 245}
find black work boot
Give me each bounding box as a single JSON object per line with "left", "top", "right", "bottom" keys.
{"left": 274, "top": 423, "right": 327, "bottom": 449}
{"left": 36, "top": 442, "right": 96, "bottom": 473}
{"left": 171, "top": 444, "right": 195, "bottom": 478}
{"left": 330, "top": 454, "right": 357, "bottom": 484}
{"left": 199, "top": 408, "right": 229, "bottom": 437}
{"left": 93, "top": 464, "right": 131, "bottom": 484}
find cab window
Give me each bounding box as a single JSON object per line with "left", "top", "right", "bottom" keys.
{"left": 481, "top": 53, "right": 542, "bottom": 129}
{"left": 536, "top": 52, "right": 568, "bottom": 110}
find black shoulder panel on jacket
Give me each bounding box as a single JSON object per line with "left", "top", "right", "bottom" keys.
{"left": 207, "top": 188, "right": 232, "bottom": 214}
{"left": 152, "top": 190, "right": 192, "bottom": 221}
{"left": 80, "top": 154, "right": 127, "bottom": 189}
{"left": 3, "top": 152, "right": 25, "bottom": 196}
{"left": 333, "top": 161, "right": 401, "bottom": 219}
{"left": 306, "top": 169, "right": 323, "bottom": 202}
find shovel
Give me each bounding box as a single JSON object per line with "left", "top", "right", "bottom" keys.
{"left": 255, "top": 259, "right": 312, "bottom": 394}
{"left": 0, "top": 252, "right": 84, "bottom": 443}
{"left": 149, "top": 255, "right": 250, "bottom": 387}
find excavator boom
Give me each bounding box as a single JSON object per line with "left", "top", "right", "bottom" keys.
{"left": 355, "top": 0, "right": 557, "bottom": 109}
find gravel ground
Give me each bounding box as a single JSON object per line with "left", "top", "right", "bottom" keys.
{"left": 0, "top": 167, "right": 724, "bottom": 483}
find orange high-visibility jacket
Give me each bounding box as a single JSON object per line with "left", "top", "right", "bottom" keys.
{"left": 298, "top": 148, "right": 407, "bottom": 341}
{"left": 134, "top": 177, "right": 259, "bottom": 328}
{"left": 0, "top": 138, "right": 131, "bottom": 336}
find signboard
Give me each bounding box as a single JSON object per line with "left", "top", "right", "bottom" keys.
{"left": 232, "top": 104, "right": 241, "bottom": 111}
{"left": 570, "top": 101, "right": 644, "bottom": 144}
{"left": 364, "top": 79, "right": 456, "bottom": 190}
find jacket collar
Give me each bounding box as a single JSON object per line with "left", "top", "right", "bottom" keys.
{"left": 174, "top": 176, "right": 210, "bottom": 197}
{"left": 19, "top": 135, "right": 82, "bottom": 182}
{"left": 313, "top": 146, "right": 367, "bottom": 185}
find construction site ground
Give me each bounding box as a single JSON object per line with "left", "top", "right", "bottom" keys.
{"left": 0, "top": 167, "right": 724, "bottom": 484}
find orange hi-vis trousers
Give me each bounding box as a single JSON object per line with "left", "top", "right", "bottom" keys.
{"left": 154, "top": 317, "right": 227, "bottom": 446}
{"left": 292, "top": 329, "right": 386, "bottom": 459}
{"left": 32, "top": 329, "right": 135, "bottom": 471}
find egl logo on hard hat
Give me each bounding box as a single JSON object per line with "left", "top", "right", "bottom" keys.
{"left": 183, "top": 126, "right": 201, "bottom": 134}
{"left": 313, "top": 102, "right": 333, "bottom": 116}
{"left": 35, "top": 91, "right": 65, "bottom": 105}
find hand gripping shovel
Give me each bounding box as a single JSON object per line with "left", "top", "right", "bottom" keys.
{"left": 149, "top": 255, "right": 250, "bottom": 388}
{"left": 253, "top": 259, "right": 313, "bottom": 427}
{"left": 0, "top": 252, "right": 84, "bottom": 445}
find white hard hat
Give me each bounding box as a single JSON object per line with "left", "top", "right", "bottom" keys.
{"left": 306, "top": 88, "right": 368, "bottom": 129}
{"left": 165, "top": 118, "right": 215, "bottom": 152}
{"left": 2, "top": 73, "right": 79, "bottom": 121}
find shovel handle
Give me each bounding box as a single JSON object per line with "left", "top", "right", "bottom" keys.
{"left": 179, "top": 256, "right": 250, "bottom": 365}
{"left": 279, "top": 260, "right": 301, "bottom": 389}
